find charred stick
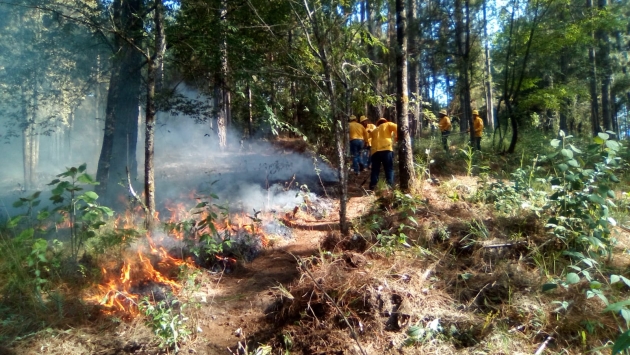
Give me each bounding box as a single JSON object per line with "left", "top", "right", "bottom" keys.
{"left": 284, "top": 173, "right": 296, "bottom": 191}
{"left": 126, "top": 166, "right": 148, "bottom": 215}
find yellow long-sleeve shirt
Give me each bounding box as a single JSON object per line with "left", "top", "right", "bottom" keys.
{"left": 439, "top": 116, "right": 452, "bottom": 132}
{"left": 365, "top": 123, "right": 376, "bottom": 146}
{"left": 370, "top": 122, "right": 398, "bottom": 155}
{"left": 349, "top": 121, "right": 369, "bottom": 142}
{"left": 473, "top": 116, "right": 484, "bottom": 137}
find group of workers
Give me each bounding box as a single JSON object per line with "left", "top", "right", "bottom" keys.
{"left": 438, "top": 109, "right": 484, "bottom": 152}
{"left": 350, "top": 109, "right": 485, "bottom": 190}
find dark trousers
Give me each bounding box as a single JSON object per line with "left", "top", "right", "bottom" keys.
{"left": 474, "top": 136, "right": 481, "bottom": 151}
{"left": 370, "top": 150, "right": 394, "bottom": 190}
{"left": 441, "top": 130, "right": 451, "bottom": 151}
{"left": 350, "top": 139, "right": 364, "bottom": 173}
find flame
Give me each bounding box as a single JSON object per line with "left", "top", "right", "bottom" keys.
{"left": 85, "top": 194, "right": 274, "bottom": 316}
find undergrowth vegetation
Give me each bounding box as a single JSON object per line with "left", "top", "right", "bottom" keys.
{"left": 259, "top": 130, "right": 630, "bottom": 354}
{"left": 3, "top": 130, "right": 630, "bottom": 354}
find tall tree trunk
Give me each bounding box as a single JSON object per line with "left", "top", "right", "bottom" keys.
{"left": 397, "top": 0, "right": 415, "bottom": 191}
{"left": 597, "top": 0, "right": 612, "bottom": 132}
{"left": 587, "top": 0, "right": 600, "bottom": 135}
{"left": 407, "top": 0, "right": 420, "bottom": 138}
{"left": 559, "top": 52, "right": 569, "bottom": 133}
{"left": 482, "top": 0, "right": 495, "bottom": 130}
{"left": 367, "top": 0, "right": 383, "bottom": 121}
{"left": 95, "top": 0, "right": 143, "bottom": 206}
{"left": 214, "top": 0, "right": 228, "bottom": 149}
{"left": 144, "top": 0, "right": 166, "bottom": 226}
{"left": 247, "top": 82, "right": 253, "bottom": 139}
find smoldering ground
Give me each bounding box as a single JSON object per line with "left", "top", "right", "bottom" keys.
{"left": 0, "top": 88, "right": 338, "bottom": 222}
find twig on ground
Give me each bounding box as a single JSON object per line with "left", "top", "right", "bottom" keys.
{"left": 534, "top": 336, "right": 553, "bottom": 355}
{"left": 467, "top": 282, "right": 494, "bottom": 309}
{"left": 483, "top": 241, "right": 526, "bottom": 248}
{"left": 294, "top": 255, "right": 368, "bottom": 355}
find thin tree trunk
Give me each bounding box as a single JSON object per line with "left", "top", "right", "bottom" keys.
{"left": 248, "top": 82, "right": 253, "bottom": 139}
{"left": 367, "top": 0, "right": 383, "bottom": 121}
{"left": 214, "top": 0, "right": 228, "bottom": 149}
{"left": 483, "top": 0, "right": 494, "bottom": 130}
{"left": 144, "top": 0, "right": 165, "bottom": 226}
{"left": 587, "top": 0, "right": 600, "bottom": 135}
{"left": 598, "top": 0, "right": 612, "bottom": 132}
{"left": 407, "top": 0, "right": 420, "bottom": 138}
{"left": 397, "top": 0, "right": 415, "bottom": 191}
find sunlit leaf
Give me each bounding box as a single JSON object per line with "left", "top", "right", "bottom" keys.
{"left": 565, "top": 272, "right": 580, "bottom": 284}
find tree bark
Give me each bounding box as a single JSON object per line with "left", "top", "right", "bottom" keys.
{"left": 397, "top": 0, "right": 415, "bottom": 191}
{"left": 95, "top": 0, "right": 144, "bottom": 206}
{"left": 144, "top": 0, "right": 165, "bottom": 226}
{"left": 248, "top": 82, "right": 253, "bottom": 139}
{"left": 482, "top": 0, "right": 495, "bottom": 131}
{"left": 407, "top": 0, "right": 420, "bottom": 138}
{"left": 366, "top": 0, "right": 383, "bottom": 121}
{"left": 587, "top": 0, "right": 600, "bottom": 135}
{"left": 214, "top": 0, "right": 228, "bottom": 149}
{"left": 597, "top": 0, "right": 612, "bottom": 132}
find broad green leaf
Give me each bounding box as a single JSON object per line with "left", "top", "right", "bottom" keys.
{"left": 550, "top": 139, "right": 561, "bottom": 148}
{"left": 598, "top": 132, "right": 610, "bottom": 141}
{"left": 566, "top": 272, "right": 580, "bottom": 284}
{"left": 612, "top": 330, "right": 630, "bottom": 355}
{"left": 77, "top": 173, "right": 97, "bottom": 185}
{"left": 622, "top": 309, "right": 630, "bottom": 325}
{"left": 7, "top": 215, "right": 23, "bottom": 228}
{"left": 83, "top": 191, "right": 99, "bottom": 201}
{"left": 590, "top": 281, "right": 602, "bottom": 290}
{"left": 569, "top": 144, "right": 582, "bottom": 153}
{"left": 542, "top": 283, "right": 558, "bottom": 292}
{"left": 17, "top": 228, "right": 34, "bottom": 241}
{"left": 588, "top": 194, "right": 606, "bottom": 205}
{"left": 606, "top": 140, "right": 620, "bottom": 151}
{"left": 561, "top": 149, "right": 573, "bottom": 159}
{"left": 567, "top": 159, "right": 580, "bottom": 167}
{"left": 612, "top": 275, "right": 621, "bottom": 284}
{"left": 604, "top": 299, "right": 630, "bottom": 312}
{"left": 407, "top": 325, "right": 422, "bottom": 337}
{"left": 621, "top": 276, "right": 630, "bottom": 288}
{"left": 558, "top": 164, "right": 568, "bottom": 172}
{"left": 594, "top": 136, "right": 604, "bottom": 145}
{"left": 78, "top": 163, "right": 87, "bottom": 173}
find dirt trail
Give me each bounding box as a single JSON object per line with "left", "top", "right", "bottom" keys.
{"left": 194, "top": 189, "right": 372, "bottom": 354}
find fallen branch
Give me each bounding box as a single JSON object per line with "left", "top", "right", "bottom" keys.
{"left": 483, "top": 241, "right": 526, "bottom": 248}
{"left": 295, "top": 255, "right": 368, "bottom": 355}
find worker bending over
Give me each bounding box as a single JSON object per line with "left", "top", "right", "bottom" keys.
{"left": 349, "top": 115, "right": 370, "bottom": 175}
{"left": 472, "top": 110, "right": 484, "bottom": 151}
{"left": 369, "top": 118, "right": 397, "bottom": 190}
{"left": 360, "top": 116, "right": 376, "bottom": 170}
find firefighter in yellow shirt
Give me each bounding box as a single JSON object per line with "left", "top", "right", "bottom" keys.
{"left": 369, "top": 118, "right": 397, "bottom": 190}
{"left": 438, "top": 109, "right": 451, "bottom": 151}
{"left": 349, "top": 115, "right": 370, "bottom": 175}
{"left": 360, "top": 116, "right": 376, "bottom": 169}
{"left": 472, "top": 110, "right": 484, "bottom": 151}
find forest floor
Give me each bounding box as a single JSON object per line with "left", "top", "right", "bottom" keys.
{"left": 3, "top": 137, "right": 630, "bottom": 355}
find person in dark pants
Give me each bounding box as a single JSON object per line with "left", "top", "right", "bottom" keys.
{"left": 348, "top": 115, "right": 369, "bottom": 175}
{"left": 360, "top": 115, "right": 376, "bottom": 169}
{"left": 472, "top": 109, "right": 484, "bottom": 151}
{"left": 438, "top": 109, "right": 451, "bottom": 151}
{"left": 369, "top": 118, "right": 398, "bottom": 190}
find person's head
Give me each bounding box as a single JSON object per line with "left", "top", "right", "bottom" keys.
{"left": 359, "top": 115, "right": 369, "bottom": 127}
{"left": 439, "top": 109, "right": 448, "bottom": 117}
{"left": 376, "top": 118, "right": 387, "bottom": 126}
{"left": 349, "top": 115, "right": 357, "bottom": 122}
{"left": 472, "top": 109, "right": 479, "bottom": 117}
